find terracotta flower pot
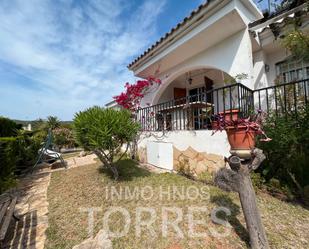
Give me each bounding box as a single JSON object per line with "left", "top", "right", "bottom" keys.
{"left": 226, "top": 125, "right": 256, "bottom": 150}
{"left": 219, "top": 109, "right": 239, "bottom": 122}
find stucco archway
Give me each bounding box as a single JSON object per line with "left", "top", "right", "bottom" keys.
{"left": 151, "top": 65, "right": 232, "bottom": 105}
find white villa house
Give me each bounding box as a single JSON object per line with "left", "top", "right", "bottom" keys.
{"left": 117, "top": 0, "right": 309, "bottom": 172}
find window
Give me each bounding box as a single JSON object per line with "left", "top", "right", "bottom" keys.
{"left": 189, "top": 87, "right": 205, "bottom": 102}
{"left": 276, "top": 58, "right": 309, "bottom": 109}
{"left": 276, "top": 58, "right": 309, "bottom": 83}
{"left": 188, "top": 86, "right": 210, "bottom": 130}
{"left": 192, "top": 108, "right": 209, "bottom": 130}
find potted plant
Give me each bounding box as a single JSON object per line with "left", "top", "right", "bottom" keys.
{"left": 219, "top": 109, "right": 240, "bottom": 121}
{"left": 212, "top": 110, "right": 271, "bottom": 159}
{"left": 211, "top": 73, "right": 249, "bottom": 129}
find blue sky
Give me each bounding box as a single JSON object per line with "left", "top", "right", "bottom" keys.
{"left": 0, "top": 0, "right": 269, "bottom": 120}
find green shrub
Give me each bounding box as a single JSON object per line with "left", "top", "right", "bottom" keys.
{"left": 257, "top": 106, "right": 309, "bottom": 199}
{"left": 0, "top": 137, "right": 18, "bottom": 193}
{"left": 53, "top": 127, "right": 75, "bottom": 150}
{"left": 0, "top": 117, "right": 22, "bottom": 137}
{"left": 73, "top": 107, "right": 140, "bottom": 180}
{"left": 281, "top": 30, "right": 309, "bottom": 62}
{"left": 251, "top": 172, "right": 265, "bottom": 191}
{"left": 16, "top": 133, "right": 42, "bottom": 167}
{"left": 265, "top": 178, "right": 294, "bottom": 201}
{"left": 0, "top": 135, "right": 41, "bottom": 194}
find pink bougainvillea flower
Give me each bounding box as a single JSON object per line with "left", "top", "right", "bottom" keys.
{"left": 114, "top": 75, "right": 162, "bottom": 111}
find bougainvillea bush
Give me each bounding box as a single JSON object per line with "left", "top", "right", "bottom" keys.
{"left": 114, "top": 76, "right": 161, "bottom": 111}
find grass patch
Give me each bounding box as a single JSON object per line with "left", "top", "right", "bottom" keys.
{"left": 46, "top": 159, "right": 309, "bottom": 249}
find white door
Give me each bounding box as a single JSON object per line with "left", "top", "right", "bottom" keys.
{"left": 147, "top": 141, "right": 173, "bottom": 170}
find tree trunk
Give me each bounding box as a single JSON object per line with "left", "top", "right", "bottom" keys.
{"left": 110, "top": 164, "right": 119, "bottom": 181}
{"left": 94, "top": 150, "right": 119, "bottom": 180}
{"left": 237, "top": 165, "right": 269, "bottom": 249}
{"left": 214, "top": 149, "right": 269, "bottom": 249}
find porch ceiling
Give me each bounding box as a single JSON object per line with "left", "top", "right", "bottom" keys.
{"left": 134, "top": 9, "right": 247, "bottom": 78}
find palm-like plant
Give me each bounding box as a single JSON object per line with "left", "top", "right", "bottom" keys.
{"left": 47, "top": 116, "right": 61, "bottom": 130}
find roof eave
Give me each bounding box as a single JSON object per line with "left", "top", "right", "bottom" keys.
{"left": 127, "top": 0, "right": 227, "bottom": 72}
{"left": 128, "top": 0, "right": 263, "bottom": 72}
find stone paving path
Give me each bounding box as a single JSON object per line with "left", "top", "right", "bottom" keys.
{"left": 3, "top": 164, "right": 51, "bottom": 249}
{"left": 3, "top": 153, "right": 97, "bottom": 249}
{"left": 2, "top": 154, "right": 157, "bottom": 249}
{"left": 61, "top": 154, "right": 97, "bottom": 170}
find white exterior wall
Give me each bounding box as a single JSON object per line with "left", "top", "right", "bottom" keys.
{"left": 252, "top": 49, "right": 288, "bottom": 110}
{"left": 132, "top": 0, "right": 264, "bottom": 168}
{"left": 138, "top": 130, "right": 230, "bottom": 159}
{"left": 253, "top": 50, "right": 268, "bottom": 89}
{"left": 141, "top": 29, "right": 254, "bottom": 108}
{"left": 265, "top": 49, "right": 288, "bottom": 85}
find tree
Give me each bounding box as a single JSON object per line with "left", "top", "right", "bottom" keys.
{"left": 32, "top": 118, "right": 47, "bottom": 131}
{"left": 73, "top": 107, "right": 140, "bottom": 180}
{"left": 281, "top": 28, "right": 309, "bottom": 62}
{"left": 255, "top": 0, "right": 306, "bottom": 13}
{"left": 46, "top": 116, "right": 61, "bottom": 130}
{"left": 0, "top": 117, "right": 22, "bottom": 137}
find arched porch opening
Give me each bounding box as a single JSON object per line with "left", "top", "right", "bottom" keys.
{"left": 154, "top": 67, "right": 232, "bottom": 105}
{"left": 138, "top": 67, "right": 254, "bottom": 132}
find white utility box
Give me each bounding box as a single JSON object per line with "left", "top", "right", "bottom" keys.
{"left": 147, "top": 141, "right": 173, "bottom": 170}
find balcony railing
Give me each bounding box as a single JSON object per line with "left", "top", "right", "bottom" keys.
{"left": 137, "top": 79, "right": 309, "bottom": 131}
{"left": 253, "top": 79, "right": 309, "bottom": 117}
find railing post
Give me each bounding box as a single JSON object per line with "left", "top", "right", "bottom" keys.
{"left": 237, "top": 84, "right": 241, "bottom": 117}
{"left": 229, "top": 86, "right": 232, "bottom": 120}
{"left": 294, "top": 82, "right": 297, "bottom": 117}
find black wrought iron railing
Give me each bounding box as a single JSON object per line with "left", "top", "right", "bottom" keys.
{"left": 253, "top": 79, "right": 309, "bottom": 116}
{"left": 137, "top": 79, "right": 309, "bottom": 132}
{"left": 137, "top": 83, "right": 254, "bottom": 131}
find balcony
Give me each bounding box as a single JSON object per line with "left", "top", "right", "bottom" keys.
{"left": 137, "top": 79, "right": 309, "bottom": 132}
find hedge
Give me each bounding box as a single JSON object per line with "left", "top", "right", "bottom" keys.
{"left": 0, "top": 117, "right": 22, "bottom": 137}
{"left": 0, "top": 137, "right": 18, "bottom": 193}
{"left": 0, "top": 136, "right": 40, "bottom": 194}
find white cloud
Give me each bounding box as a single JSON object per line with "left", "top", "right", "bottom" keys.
{"left": 0, "top": 0, "right": 166, "bottom": 120}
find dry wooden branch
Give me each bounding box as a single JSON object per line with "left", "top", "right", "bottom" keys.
{"left": 214, "top": 148, "right": 269, "bottom": 249}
